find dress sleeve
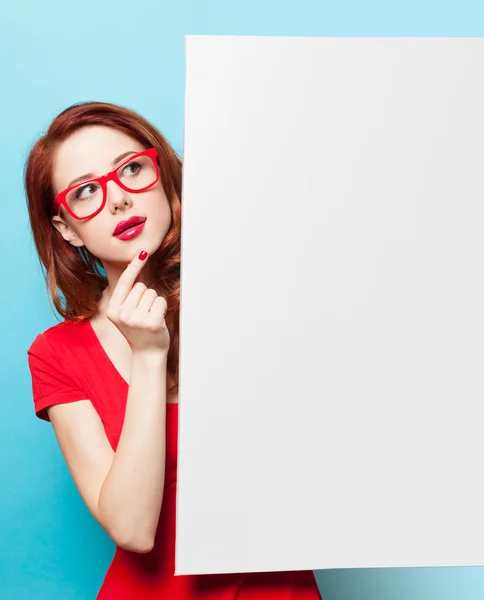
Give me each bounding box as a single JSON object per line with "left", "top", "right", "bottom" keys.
{"left": 27, "top": 332, "right": 88, "bottom": 422}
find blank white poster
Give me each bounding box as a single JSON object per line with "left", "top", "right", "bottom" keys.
{"left": 175, "top": 35, "right": 484, "bottom": 575}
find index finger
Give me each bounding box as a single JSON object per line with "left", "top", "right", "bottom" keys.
{"left": 109, "top": 250, "right": 149, "bottom": 308}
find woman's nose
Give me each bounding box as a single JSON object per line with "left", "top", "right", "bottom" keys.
{"left": 106, "top": 180, "right": 132, "bottom": 211}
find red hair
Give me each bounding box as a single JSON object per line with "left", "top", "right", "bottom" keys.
{"left": 24, "top": 101, "right": 182, "bottom": 393}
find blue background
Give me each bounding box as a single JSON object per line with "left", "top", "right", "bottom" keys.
{"left": 1, "top": 1, "right": 482, "bottom": 598}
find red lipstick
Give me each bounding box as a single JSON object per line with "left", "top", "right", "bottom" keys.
{"left": 113, "top": 216, "right": 147, "bottom": 240}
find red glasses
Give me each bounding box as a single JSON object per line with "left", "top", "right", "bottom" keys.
{"left": 53, "top": 147, "right": 159, "bottom": 220}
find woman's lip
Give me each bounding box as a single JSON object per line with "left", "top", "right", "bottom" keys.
{"left": 113, "top": 216, "right": 146, "bottom": 236}
{"left": 113, "top": 220, "right": 146, "bottom": 241}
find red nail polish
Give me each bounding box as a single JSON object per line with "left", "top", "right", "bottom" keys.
{"left": 138, "top": 251, "right": 148, "bottom": 261}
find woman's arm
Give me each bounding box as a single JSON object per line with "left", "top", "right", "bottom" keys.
{"left": 48, "top": 349, "right": 168, "bottom": 553}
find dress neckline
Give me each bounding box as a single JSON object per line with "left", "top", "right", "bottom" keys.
{"left": 84, "top": 319, "right": 178, "bottom": 409}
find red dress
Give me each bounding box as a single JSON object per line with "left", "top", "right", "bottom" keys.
{"left": 27, "top": 319, "right": 323, "bottom": 599}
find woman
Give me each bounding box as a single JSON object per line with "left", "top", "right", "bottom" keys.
{"left": 25, "top": 101, "right": 323, "bottom": 599}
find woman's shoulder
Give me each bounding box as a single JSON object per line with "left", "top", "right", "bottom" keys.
{"left": 28, "top": 319, "right": 90, "bottom": 354}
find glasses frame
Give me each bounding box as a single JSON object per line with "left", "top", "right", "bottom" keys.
{"left": 53, "top": 147, "right": 160, "bottom": 221}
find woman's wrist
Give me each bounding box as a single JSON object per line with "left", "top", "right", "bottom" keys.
{"left": 131, "top": 348, "right": 169, "bottom": 365}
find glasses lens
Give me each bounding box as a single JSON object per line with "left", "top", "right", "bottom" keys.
{"left": 117, "top": 154, "right": 157, "bottom": 191}
{"left": 66, "top": 181, "right": 104, "bottom": 219}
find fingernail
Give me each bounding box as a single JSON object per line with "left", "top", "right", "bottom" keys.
{"left": 138, "top": 251, "right": 148, "bottom": 261}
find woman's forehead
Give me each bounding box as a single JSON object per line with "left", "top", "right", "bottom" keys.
{"left": 53, "top": 126, "right": 144, "bottom": 191}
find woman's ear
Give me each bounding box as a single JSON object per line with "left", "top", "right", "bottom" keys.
{"left": 51, "top": 215, "right": 85, "bottom": 248}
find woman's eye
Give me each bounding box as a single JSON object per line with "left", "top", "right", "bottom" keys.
{"left": 75, "top": 183, "right": 99, "bottom": 200}
{"left": 121, "top": 161, "right": 142, "bottom": 177}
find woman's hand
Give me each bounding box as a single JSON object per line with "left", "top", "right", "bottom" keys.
{"left": 106, "top": 250, "right": 170, "bottom": 355}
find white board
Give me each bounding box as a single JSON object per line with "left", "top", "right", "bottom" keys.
{"left": 175, "top": 35, "right": 484, "bottom": 575}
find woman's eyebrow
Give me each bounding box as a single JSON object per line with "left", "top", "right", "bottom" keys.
{"left": 66, "top": 150, "right": 137, "bottom": 188}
